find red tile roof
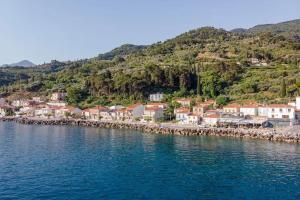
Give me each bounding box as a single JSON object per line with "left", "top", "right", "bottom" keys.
{"left": 204, "top": 113, "right": 220, "bottom": 118}
{"left": 223, "top": 103, "right": 240, "bottom": 109}
{"left": 267, "top": 104, "right": 294, "bottom": 108}
{"left": 126, "top": 103, "right": 143, "bottom": 111}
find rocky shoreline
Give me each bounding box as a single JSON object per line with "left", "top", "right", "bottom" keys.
{"left": 1, "top": 117, "right": 300, "bottom": 143}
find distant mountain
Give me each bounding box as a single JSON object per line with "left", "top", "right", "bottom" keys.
{"left": 2, "top": 60, "right": 36, "bottom": 67}
{"left": 97, "top": 44, "right": 147, "bottom": 60}
{"left": 232, "top": 19, "right": 300, "bottom": 41}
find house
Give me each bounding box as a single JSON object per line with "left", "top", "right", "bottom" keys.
{"left": 109, "top": 105, "right": 125, "bottom": 110}
{"left": 55, "top": 106, "right": 82, "bottom": 119}
{"left": 12, "top": 99, "right": 36, "bottom": 107}
{"left": 47, "top": 101, "right": 67, "bottom": 107}
{"left": 115, "top": 108, "right": 129, "bottom": 121}
{"left": 223, "top": 103, "right": 240, "bottom": 114}
{"left": 187, "top": 113, "right": 200, "bottom": 125}
{"left": 18, "top": 105, "right": 37, "bottom": 117}
{"left": 142, "top": 107, "right": 164, "bottom": 122}
{"left": 149, "top": 93, "right": 164, "bottom": 102}
{"left": 240, "top": 105, "right": 258, "bottom": 116}
{"left": 202, "top": 113, "right": 220, "bottom": 126}
{"left": 0, "top": 98, "right": 6, "bottom": 105}
{"left": 83, "top": 106, "right": 110, "bottom": 121}
{"left": 258, "top": 106, "right": 269, "bottom": 117}
{"left": 175, "top": 107, "right": 190, "bottom": 123}
{"left": 0, "top": 105, "right": 13, "bottom": 117}
{"left": 126, "top": 103, "right": 145, "bottom": 120}
{"left": 202, "top": 99, "right": 216, "bottom": 107}
{"left": 193, "top": 103, "right": 210, "bottom": 117}
{"left": 146, "top": 102, "right": 168, "bottom": 110}
{"left": 35, "top": 106, "right": 54, "bottom": 118}
{"left": 31, "top": 97, "right": 44, "bottom": 103}
{"left": 175, "top": 98, "right": 192, "bottom": 107}
{"left": 250, "top": 58, "right": 260, "bottom": 65}
{"left": 267, "top": 104, "right": 295, "bottom": 119}
{"left": 50, "top": 92, "right": 67, "bottom": 101}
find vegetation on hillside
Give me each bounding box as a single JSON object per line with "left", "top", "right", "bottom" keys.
{"left": 0, "top": 21, "right": 300, "bottom": 108}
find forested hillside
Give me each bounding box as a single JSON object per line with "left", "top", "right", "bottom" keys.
{"left": 1, "top": 22, "right": 300, "bottom": 108}
{"left": 232, "top": 19, "right": 300, "bottom": 42}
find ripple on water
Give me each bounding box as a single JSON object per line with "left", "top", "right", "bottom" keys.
{"left": 0, "top": 122, "right": 300, "bottom": 200}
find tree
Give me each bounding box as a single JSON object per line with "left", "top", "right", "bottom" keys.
{"left": 216, "top": 95, "right": 229, "bottom": 106}
{"left": 66, "top": 86, "right": 85, "bottom": 105}
{"left": 280, "top": 78, "right": 287, "bottom": 97}
{"left": 196, "top": 74, "right": 202, "bottom": 96}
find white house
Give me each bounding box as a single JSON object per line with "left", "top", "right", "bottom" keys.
{"left": 32, "top": 97, "right": 44, "bottom": 103}
{"left": 47, "top": 101, "right": 67, "bottom": 107}
{"left": 175, "top": 107, "right": 190, "bottom": 123}
{"left": 186, "top": 113, "right": 200, "bottom": 125}
{"left": 267, "top": 104, "right": 295, "bottom": 119}
{"left": 175, "top": 98, "right": 193, "bottom": 107}
{"left": 258, "top": 106, "right": 269, "bottom": 117}
{"left": 50, "top": 92, "right": 67, "bottom": 101}
{"left": 142, "top": 107, "right": 164, "bottom": 122}
{"left": 55, "top": 106, "right": 82, "bottom": 119}
{"left": 35, "top": 106, "right": 54, "bottom": 118}
{"left": 223, "top": 104, "right": 240, "bottom": 114}
{"left": 202, "top": 114, "right": 220, "bottom": 126}
{"left": 83, "top": 106, "right": 110, "bottom": 121}
{"left": 12, "top": 99, "right": 36, "bottom": 107}
{"left": 0, "top": 98, "right": 6, "bottom": 105}
{"left": 146, "top": 102, "right": 168, "bottom": 110}
{"left": 149, "top": 93, "right": 164, "bottom": 102}
{"left": 240, "top": 105, "right": 258, "bottom": 116}
{"left": 0, "top": 105, "right": 13, "bottom": 117}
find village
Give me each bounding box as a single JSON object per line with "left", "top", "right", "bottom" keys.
{"left": 0, "top": 92, "right": 300, "bottom": 128}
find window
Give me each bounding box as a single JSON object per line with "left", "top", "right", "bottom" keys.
{"left": 272, "top": 108, "right": 275, "bottom": 112}
{"left": 279, "top": 109, "right": 282, "bottom": 112}
{"left": 282, "top": 115, "right": 289, "bottom": 119}
{"left": 288, "top": 109, "right": 291, "bottom": 112}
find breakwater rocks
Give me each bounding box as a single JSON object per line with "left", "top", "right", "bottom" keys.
{"left": 1, "top": 117, "right": 300, "bottom": 143}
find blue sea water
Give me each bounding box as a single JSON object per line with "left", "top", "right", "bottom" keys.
{"left": 0, "top": 122, "right": 300, "bottom": 200}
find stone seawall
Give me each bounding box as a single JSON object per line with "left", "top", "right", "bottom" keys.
{"left": 1, "top": 117, "right": 300, "bottom": 143}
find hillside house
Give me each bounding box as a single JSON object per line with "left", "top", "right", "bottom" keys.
{"left": 175, "top": 98, "right": 193, "bottom": 107}
{"left": 149, "top": 93, "right": 164, "bottom": 102}
{"left": 51, "top": 92, "right": 67, "bottom": 101}
{"left": 146, "top": 102, "right": 168, "bottom": 110}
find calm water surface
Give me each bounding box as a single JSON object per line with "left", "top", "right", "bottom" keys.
{"left": 0, "top": 122, "right": 300, "bottom": 200}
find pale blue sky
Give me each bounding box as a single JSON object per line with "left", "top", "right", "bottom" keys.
{"left": 0, "top": 0, "right": 299, "bottom": 64}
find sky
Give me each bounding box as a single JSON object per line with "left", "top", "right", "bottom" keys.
{"left": 0, "top": 0, "right": 299, "bottom": 65}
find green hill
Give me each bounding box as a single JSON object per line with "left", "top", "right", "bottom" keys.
{"left": 232, "top": 19, "right": 300, "bottom": 42}
{"left": 97, "top": 44, "right": 147, "bottom": 60}
{"left": 1, "top": 23, "right": 300, "bottom": 107}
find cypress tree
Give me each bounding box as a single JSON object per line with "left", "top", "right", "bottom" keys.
{"left": 197, "top": 75, "right": 202, "bottom": 96}
{"left": 280, "top": 78, "right": 287, "bottom": 97}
